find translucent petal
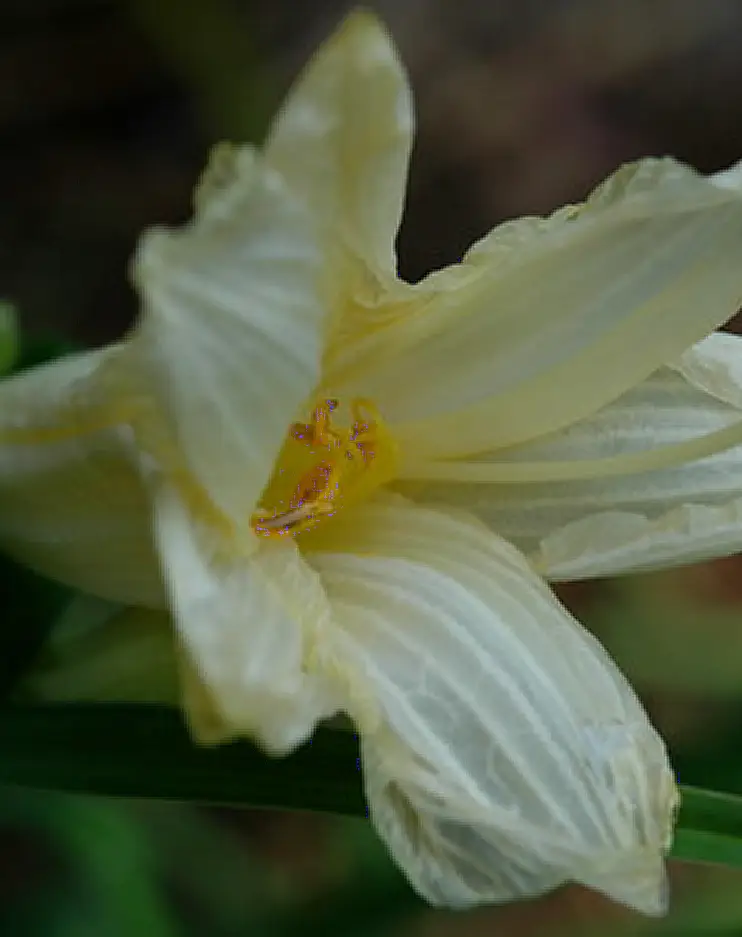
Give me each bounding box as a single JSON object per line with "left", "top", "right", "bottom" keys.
{"left": 152, "top": 483, "right": 338, "bottom": 753}
{"left": 398, "top": 333, "right": 742, "bottom": 580}
{"left": 331, "top": 158, "right": 742, "bottom": 460}
{"left": 711, "top": 158, "right": 742, "bottom": 191}
{"left": 0, "top": 350, "right": 163, "bottom": 605}
{"left": 306, "top": 498, "right": 676, "bottom": 914}
{"left": 264, "top": 9, "right": 413, "bottom": 280}
{"left": 124, "top": 145, "right": 327, "bottom": 524}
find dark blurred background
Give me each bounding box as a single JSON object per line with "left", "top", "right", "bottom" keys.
{"left": 4, "top": 1, "right": 742, "bottom": 934}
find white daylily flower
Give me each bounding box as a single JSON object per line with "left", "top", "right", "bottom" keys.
{"left": 4, "top": 8, "right": 742, "bottom": 916}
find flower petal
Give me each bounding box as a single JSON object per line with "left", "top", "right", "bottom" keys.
{"left": 711, "top": 158, "right": 742, "bottom": 191}
{"left": 399, "top": 332, "right": 742, "bottom": 580}
{"left": 332, "top": 158, "right": 742, "bottom": 460}
{"left": 151, "top": 483, "right": 338, "bottom": 753}
{"left": 264, "top": 9, "right": 413, "bottom": 281}
{"left": 0, "top": 350, "right": 163, "bottom": 605}
{"left": 305, "top": 498, "right": 676, "bottom": 914}
{"left": 123, "top": 145, "right": 327, "bottom": 524}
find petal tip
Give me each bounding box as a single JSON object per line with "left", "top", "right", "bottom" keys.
{"left": 334, "top": 7, "right": 395, "bottom": 48}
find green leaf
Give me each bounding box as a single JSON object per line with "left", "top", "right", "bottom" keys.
{"left": 0, "top": 558, "right": 72, "bottom": 701}
{"left": 0, "top": 301, "right": 18, "bottom": 374}
{"left": 12, "top": 335, "right": 78, "bottom": 374}
{"left": 0, "top": 703, "right": 366, "bottom": 815}
{"left": 2, "top": 704, "right": 742, "bottom": 874}
{"left": 674, "top": 787, "right": 742, "bottom": 868}
{"left": 672, "top": 829, "right": 742, "bottom": 867}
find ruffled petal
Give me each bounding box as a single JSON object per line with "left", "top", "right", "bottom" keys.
{"left": 305, "top": 498, "right": 676, "bottom": 914}
{"left": 331, "top": 158, "right": 742, "bottom": 460}
{"left": 0, "top": 349, "right": 163, "bottom": 605}
{"left": 152, "top": 483, "right": 338, "bottom": 753}
{"left": 264, "top": 9, "right": 413, "bottom": 282}
{"left": 120, "top": 145, "right": 327, "bottom": 525}
{"left": 398, "top": 332, "right": 742, "bottom": 580}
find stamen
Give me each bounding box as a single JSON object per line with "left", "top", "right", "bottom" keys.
{"left": 252, "top": 397, "right": 396, "bottom": 539}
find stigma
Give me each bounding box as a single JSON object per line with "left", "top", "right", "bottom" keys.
{"left": 251, "top": 397, "right": 397, "bottom": 539}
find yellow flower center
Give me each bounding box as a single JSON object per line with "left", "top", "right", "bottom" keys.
{"left": 251, "top": 397, "right": 397, "bottom": 539}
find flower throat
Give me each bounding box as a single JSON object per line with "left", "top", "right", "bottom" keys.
{"left": 251, "top": 398, "right": 397, "bottom": 539}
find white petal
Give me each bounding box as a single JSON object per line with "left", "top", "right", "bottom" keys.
{"left": 264, "top": 9, "right": 413, "bottom": 280}
{"left": 0, "top": 349, "right": 163, "bottom": 605}
{"left": 399, "top": 332, "right": 742, "bottom": 580}
{"left": 151, "top": 483, "right": 337, "bottom": 753}
{"left": 124, "top": 145, "right": 327, "bottom": 524}
{"left": 333, "top": 158, "right": 742, "bottom": 460}
{"left": 710, "top": 158, "right": 742, "bottom": 191}
{"left": 305, "top": 499, "right": 676, "bottom": 914}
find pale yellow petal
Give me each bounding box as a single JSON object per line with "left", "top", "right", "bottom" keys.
{"left": 264, "top": 9, "right": 413, "bottom": 280}
{"left": 305, "top": 498, "right": 675, "bottom": 914}
{"left": 152, "top": 483, "right": 338, "bottom": 753}
{"left": 0, "top": 350, "right": 163, "bottom": 605}
{"left": 177, "top": 646, "right": 237, "bottom": 747}
{"left": 331, "top": 158, "right": 742, "bottom": 461}
{"left": 122, "top": 145, "right": 327, "bottom": 524}
{"left": 397, "top": 333, "right": 742, "bottom": 580}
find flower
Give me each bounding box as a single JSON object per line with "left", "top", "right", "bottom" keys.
{"left": 3, "top": 8, "right": 742, "bottom": 916}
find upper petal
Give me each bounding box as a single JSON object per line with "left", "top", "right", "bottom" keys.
{"left": 400, "top": 332, "right": 742, "bottom": 580}
{"left": 0, "top": 349, "right": 163, "bottom": 606}
{"left": 121, "top": 145, "right": 327, "bottom": 524}
{"left": 305, "top": 498, "right": 676, "bottom": 914}
{"left": 152, "top": 482, "right": 338, "bottom": 753}
{"left": 331, "top": 157, "right": 742, "bottom": 460}
{"left": 264, "top": 10, "right": 413, "bottom": 281}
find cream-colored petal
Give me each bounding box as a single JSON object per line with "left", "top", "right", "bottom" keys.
{"left": 122, "top": 145, "right": 327, "bottom": 524}
{"left": 264, "top": 10, "right": 413, "bottom": 281}
{"left": 398, "top": 332, "right": 742, "bottom": 580}
{"left": 711, "top": 158, "right": 742, "bottom": 191}
{"left": 305, "top": 499, "right": 675, "bottom": 914}
{"left": 332, "top": 158, "right": 742, "bottom": 460}
{"left": 0, "top": 350, "right": 163, "bottom": 605}
{"left": 152, "top": 483, "right": 338, "bottom": 753}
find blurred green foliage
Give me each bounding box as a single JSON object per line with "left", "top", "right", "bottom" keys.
{"left": 0, "top": 301, "right": 18, "bottom": 375}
